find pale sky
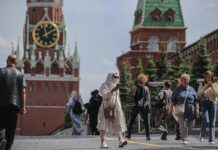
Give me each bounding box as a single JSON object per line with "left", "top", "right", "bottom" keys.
{"left": 0, "top": 0, "right": 218, "bottom": 102}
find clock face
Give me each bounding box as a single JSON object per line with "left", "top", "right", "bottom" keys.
{"left": 32, "top": 21, "right": 60, "bottom": 48}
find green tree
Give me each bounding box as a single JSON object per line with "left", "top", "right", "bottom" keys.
{"left": 183, "top": 56, "right": 192, "bottom": 75}
{"left": 172, "top": 47, "right": 185, "bottom": 78}
{"left": 119, "top": 60, "right": 133, "bottom": 106}
{"left": 213, "top": 60, "right": 218, "bottom": 78}
{"left": 135, "top": 58, "right": 144, "bottom": 77}
{"left": 144, "top": 55, "right": 156, "bottom": 81}
{"left": 192, "top": 37, "right": 213, "bottom": 79}
{"left": 156, "top": 50, "right": 171, "bottom": 80}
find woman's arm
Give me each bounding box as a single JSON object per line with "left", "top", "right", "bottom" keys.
{"left": 197, "top": 83, "right": 205, "bottom": 98}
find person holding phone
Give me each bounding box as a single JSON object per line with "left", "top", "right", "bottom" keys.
{"left": 197, "top": 70, "right": 218, "bottom": 144}
{"left": 97, "top": 72, "right": 127, "bottom": 148}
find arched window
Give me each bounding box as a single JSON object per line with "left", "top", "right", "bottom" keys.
{"left": 150, "top": 8, "right": 161, "bottom": 22}
{"left": 134, "top": 9, "right": 142, "bottom": 25}
{"left": 148, "top": 36, "right": 159, "bottom": 52}
{"left": 167, "top": 37, "right": 177, "bottom": 51}
{"left": 164, "top": 8, "right": 175, "bottom": 22}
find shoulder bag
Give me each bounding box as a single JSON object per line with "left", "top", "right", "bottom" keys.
{"left": 173, "top": 87, "right": 189, "bottom": 117}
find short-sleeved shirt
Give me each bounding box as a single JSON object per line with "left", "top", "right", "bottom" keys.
{"left": 172, "top": 85, "right": 198, "bottom": 120}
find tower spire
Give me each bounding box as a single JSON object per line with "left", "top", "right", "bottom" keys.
{"left": 16, "top": 36, "right": 21, "bottom": 61}
{"left": 73, "top": 40, "right": 80, "bottom": 62}
{"left": 11, "top": 42, "right": 15, "bottom": 54}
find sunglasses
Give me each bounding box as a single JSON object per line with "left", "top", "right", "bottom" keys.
{"left": 112, "top": 74, "right": 119, "bottom": 79}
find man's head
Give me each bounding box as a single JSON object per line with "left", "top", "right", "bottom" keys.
{"left": 7, "top": 54, "right": 17, "bottom": 67}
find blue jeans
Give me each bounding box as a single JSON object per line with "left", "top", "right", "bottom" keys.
{"left": 200, "top": 100, "right": 217, "bottom": 142}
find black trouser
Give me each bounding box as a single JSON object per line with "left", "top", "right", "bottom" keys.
{"left": 127, "top": 106, "right": 150, "bottom": 137}
{"left": 89, "top": 114, "right": 99, "bottom": 135}
{"left": 0, "top": 105, "right": 19, "bottom": 150}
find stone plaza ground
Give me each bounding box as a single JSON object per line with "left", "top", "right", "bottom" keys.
{"left": 12, "top": 133, "right": 218, "bottom": 150}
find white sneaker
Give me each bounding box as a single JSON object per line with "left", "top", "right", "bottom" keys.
{"left": 100, "top": 141, "right": 108, "bottom": 148}
{"left": 158, "top": 125, "right": 167, "bottom": 132}
{"left": 200, "top": 137, "right": 204, "bottom": 142}
{"left": 183, "top": 140, "right": 188, "bottom": 145}
{"left": 209, "top": 141, "right": 215, "bottom": 145}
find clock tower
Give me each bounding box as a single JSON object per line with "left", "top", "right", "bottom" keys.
{"left": 17, "top": 0, "right": 80, "bottom": 135}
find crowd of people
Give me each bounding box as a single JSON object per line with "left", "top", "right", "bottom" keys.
{"left": 65, "top": 71, "right": 218, "bottom": 148}
{"left": 0, "top": 54, "right": 218, "bottom": 149}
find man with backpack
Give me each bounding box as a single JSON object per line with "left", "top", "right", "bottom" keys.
{"left": 125, "top": 74, "right": 151, "bottom": 140}
{"left": 155, "top": 81, "right": 172, "bottom": 140}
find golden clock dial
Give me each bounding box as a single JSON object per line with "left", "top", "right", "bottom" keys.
{"left": 32, "top": 21, "right": 60, "bottom": 48}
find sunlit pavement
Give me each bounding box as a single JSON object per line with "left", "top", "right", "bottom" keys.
{"left": 12, "top": 134, "right": 218, "bottom": 150}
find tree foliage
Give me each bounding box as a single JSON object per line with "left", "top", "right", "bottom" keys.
{"left": 144, "top": 55, "right": 156, "bottom": 81}
{"left": 156, "top": 50, "right": 171, "bottom": 80}
{"left": 192, "top": 37, "right": 212, "bottom": 78}
{"left": 135, "top": 58, "right": 144, "bottom": 78}
{"left": 213, "top": 60, "right": 218, "bottom": 78}
{"left": 119, "top": 60, "right": 133, "bottom": 106}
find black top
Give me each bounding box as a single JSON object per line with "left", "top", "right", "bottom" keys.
{"left": 0, "top": 67, "right": 24, "bottom": 110}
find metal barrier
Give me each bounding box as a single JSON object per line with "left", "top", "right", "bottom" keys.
{"left": 122, "top": 104, "right": 202, "bottom": 134}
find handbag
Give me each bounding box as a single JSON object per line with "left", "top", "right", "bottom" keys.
{"left": 103, "top": 90, "right": 117, "bottom": 119}
{"left": 103, "top": 106, "right": 115, "bottom": 118}
{"left": 173, "top": 103, "right": 185, "bottom": 116}
{"left": 173, "top": 87, "right": 189, "bottom": 117}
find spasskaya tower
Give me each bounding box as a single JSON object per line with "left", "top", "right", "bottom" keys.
{"left": 17, "top": 0, "right": 80, "bottom": 135}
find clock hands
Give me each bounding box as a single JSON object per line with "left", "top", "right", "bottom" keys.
{"left": 43, "top": 29, "right": 56, "bottom": 38}
{"left": 43, "top": 26, "right": 48, "bottom": 38}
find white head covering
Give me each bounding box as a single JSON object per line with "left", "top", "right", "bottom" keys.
{"left": 67, "top": 90, "right": 78, "bottom": 107}
{"left": 99, "top": 71, "right": 119, "bottom": 95}
{"left": 71, "top": 90, "right": 78, "bottom": 99}
{"left": 104, "top": 71, "right": 119, "bottom": 87}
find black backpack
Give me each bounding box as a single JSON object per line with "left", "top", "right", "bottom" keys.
{"left": 155, "top": 91, "right": 167, "bottom": 108}
{"left": 72, "top": 100, "right": 82, "bottom": 114}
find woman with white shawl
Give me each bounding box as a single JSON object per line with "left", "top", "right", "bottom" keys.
{"left": 97, "top": 71, "right": 127, "bottom": 148}
{"left": 66, "top": 90, "right": 83, "bottom": 135}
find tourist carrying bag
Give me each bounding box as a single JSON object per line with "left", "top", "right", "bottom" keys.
{"left": 103, "top": 106, "right": 115, "bottom": 119}
{"left": 173, "top": 87, "right": 189, "bottom": 117}
{"left": 103, "top": 91, "right": 117, "bottom": 119}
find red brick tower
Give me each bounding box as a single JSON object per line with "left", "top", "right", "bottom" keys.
{"left": 117, "top": 0, "right": 186, "bottom": 80}
{"left": 16, "top": 0, "right": 80, "bottom": 135}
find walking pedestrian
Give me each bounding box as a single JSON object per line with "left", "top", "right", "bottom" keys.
{"left": 0, "top": 54, "right": 26, "bottom": 150}
{"left": 169, "top": 73, "right": 199, "bottom": 145}
{"left": 197, "top": 70, "right": 218, "bottom": 144}
{"left": 125, "top": 73, "right": 151, "bottom": 140}
{"left": 97, "top": 71, "right": 127, "bottom": 148}
{"left": 171, "top": 78, "right": 181, "bottom": 140}
{"left": 89, "top": 90, "right": 102, "bottom": 135}
{"left": 66, "top": 90, "right": 83, "bottom": 135}
{"left": 155, "top": 81, "right": 172, "bottom": 140}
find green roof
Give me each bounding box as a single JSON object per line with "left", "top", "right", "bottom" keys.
{"left": 133, "top": 0, "right": 185, "bottom": 30}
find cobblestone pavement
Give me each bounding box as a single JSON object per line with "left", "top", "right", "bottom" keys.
{"left": 12, "top": 134, "right": 218, "bottom": 150}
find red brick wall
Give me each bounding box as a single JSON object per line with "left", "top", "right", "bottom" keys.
{"left": 19, "top": 107, "right": 65, "bottom": 135}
